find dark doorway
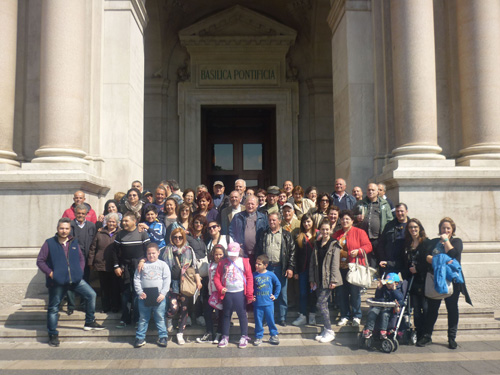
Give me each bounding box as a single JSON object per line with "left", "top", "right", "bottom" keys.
{"left": 201, "top": 106, "right": 276, "bottom": 190}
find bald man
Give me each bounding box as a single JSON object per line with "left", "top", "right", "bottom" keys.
{"left": 62, "top": 191, "right": 97, "bottom": 223}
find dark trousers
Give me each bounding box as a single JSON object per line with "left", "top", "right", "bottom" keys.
{"left": 98, "top": 271, "right": 120, "bottom": 312}
{"left": 423, "top": 283, "right": 460, "bottom": 339}
{"left": 221, "top": 291, "right": 248, "bottom": 337}
{"left": 411, "top": 292, "right": 428, "bottom": 339}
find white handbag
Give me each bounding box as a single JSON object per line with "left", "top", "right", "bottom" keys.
{"left": 346, "top": 251, "right": 375, "bottom": 288}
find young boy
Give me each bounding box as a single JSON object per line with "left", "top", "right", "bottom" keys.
{"left": 362, "top": 273, "right": 404, "bottom": 339}
{"left": 138, "top": 205, "right": 166, "bottom": 253}
{"left": 133, "top": 243, "right": 171, "bottom": 348}
{"left": 253, "top": 254, "right": 281, "bottom": 346}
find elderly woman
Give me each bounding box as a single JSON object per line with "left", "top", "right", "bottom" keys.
{"left": 305, "top": 186, "right": 318, "bottom": 206}
{"left": 291, "top": 185, "right": 315, "bottom": 220}
{"left": 417, "top": 217, "right": 472, "bottom": 349}
{"left": 193, "top": 191, "right": 218, "bottom": 223}
{"left": 162, "top": 228, "right": 202, "bottom": 345}
{"left": 183, "top": 188, "right": 197, "bottom": 212}
{"left": 119, "top": 188, "right": 143, "bottom": 221}
{"left": 88, "top": 212, "right": 121, "bottom": 313}
{"left": 332, "top": 210, "right": 372, "bottom": 327}
{"left": 402, "top": 218, "right": 430, "bottom": 342}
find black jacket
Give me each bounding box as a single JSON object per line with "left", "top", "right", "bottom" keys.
{"left": 379, "top": 218, "right": 407, "bottom": 274}
{"left": 256, "top": 228, "right": 296, "bottom": 273}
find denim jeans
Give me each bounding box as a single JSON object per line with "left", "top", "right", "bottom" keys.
{"left": 365, "top": 306, "right": 392, "bottom": 331}
{"left": 135, "top": 298, "right": 167, "bottom": 340}
{"left": 267, "top": 264, "right": 288, "bottom": 321}
{"left": 298, "top": 270, "right": 316, "bottom": 315}
{"left": 337, "top": 269, "right": 361, "bottom": 320}
{"left": 47, "top": 280, "right": 97, "bottom": 335}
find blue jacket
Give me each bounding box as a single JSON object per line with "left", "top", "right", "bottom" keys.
{"left": 45, "top": 236, "right": 83, "bottom": 287}
{"left": 432, "top": 253, "right": 464, "bottom": 293}
{"left": 229, "top": 211, "right": 269, "bottom": 254}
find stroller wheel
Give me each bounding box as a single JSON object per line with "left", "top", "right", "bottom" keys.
{"left": 391, "top": 338, "right": 399, "bottom": 352}
{"left": 381, "top": 338, "right": 394, "bottom": 353}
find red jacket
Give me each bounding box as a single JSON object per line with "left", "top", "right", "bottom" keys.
{"left": 214, "top": 257, "right": 254, "bottom": 302}
{"left": 62, "top": 203, "right": 97, "bottom": 224}
{"left": 333, "top": 227, "right": 372, "bottom": 266}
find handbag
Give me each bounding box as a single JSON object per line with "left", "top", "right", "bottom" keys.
{"left": 196, "top": 256, "right": 209, "bottom": 278}
{"left": 208, "top": 291, "right": 223, "bottom": 310}
{"left": 425, "top": 272, "right": 453, "bottom": 300}
{"left": 175, "top": 256, "right": 197, "bottom": 297}
{"left": 346, "top": 251, "right": 375, "bottom": 288}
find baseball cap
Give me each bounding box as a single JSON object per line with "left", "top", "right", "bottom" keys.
{"left": 385, "top": 273, "right": 400, "bottom": 284}
{"left": 227, "top": 242, "right": 241, "bottom": 257}
{"left": 213, "top": 181, "right": 224, "bottom": 187}
{"left": 282, "top": 202, "right": 294, "bottom": 210}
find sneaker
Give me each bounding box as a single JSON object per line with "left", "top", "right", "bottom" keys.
{"left": 83, "top": 320, "right": 105, "bottom": 331}
{"left": 157, "top": 337, "right": 168, "bottom": 347}
{"left": 196, "top": 332, "right": 212, "bottom": 343}
{"left": 186, "top": 316, "right": 192, "bottom": 327}
{"left": 66, "top": 309, "right": 74, "bottom": 316}
{"left": 352, "top": 318, "right": 361, "bottom": 327}
{"left": 48, "top": 334, "right": 60, "bottom": 347}
{"left": 337, "top": 318, "right": 349, "bottom": 327}
{"left": 196, "top": 316, "right": 206, "bottom": 327}
{"left": 319, "top": 329, "right": 336, "bottom": 343}
{"left": 279, "top": 320, "right": 287, "bottom": 327}
{"left": 269, "top": 335, "right": 280, "bottom": 345}
{"left": 238, "top": 335, "right": 249, "bottom": 349}
{"left": 416, "top": 334, "right": 432, "bottom": 347}
{"left": 308, "top": 313, "right": 316, "bottom": 325}
{"left": 213, "top": 333, "right": 222, "bottom": 344}
{"left": 218, "top": 335, "right": 229, "bottom": 348}
{"left": 166, "top": 318, "right": 173, "bottom": 333}
{"left": 292, "top": 314, "right": 307, "bottom": 326}
{"left": 116, "top": 321, "right": 127, "bottom": 329}
{"left": 176, "top": 333, "right": 185, "bottom": 345}
{"left": 253, "top": 338, "right": 263, "bottom": 346}
{"left": 315, "top": 329, "right": 326, "bottom": 341}
{"left": 379, "top": 330, "right": 387, "bottom": 339}
{"left": 134, "top": 339, "right": 146, "bottom": 348}
{"left": 448, "top": 338, "right": 457, "bottom": 350}
{"left": 362, "top": 329, "right": 372, "bottom": 339}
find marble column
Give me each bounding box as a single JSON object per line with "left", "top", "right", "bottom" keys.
{"left": 457, "top": 0, "right": 500, "bottom": 162}
{"left": 32, "top": 0, "right": 87, "bottom": 163}
{"left": 390, "top": 0, "right": 444, "bottom": 160}
{"left": 0, "top": 0, "right": 20, "bottom": 166}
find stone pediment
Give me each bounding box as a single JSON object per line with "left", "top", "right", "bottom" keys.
{"left": 179, "top": 5, "right": 297, "bottom": 46}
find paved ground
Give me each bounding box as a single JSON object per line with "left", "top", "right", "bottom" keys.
{"left": 1, "top": 332, "right": 500, "bottom": 375}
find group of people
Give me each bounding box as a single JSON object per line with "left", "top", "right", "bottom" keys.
{"left": 36, "top": 178, "right": 470, "bottom": 350}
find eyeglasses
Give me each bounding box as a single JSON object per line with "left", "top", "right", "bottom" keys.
{"left": 208, "top": 225, "right": 218, "bottom": 230}
{"left": 172, "top": 236, "right": 183, "bottom": 240}
{"left": 408, "top": 226, "right": 419, "bottom": 230}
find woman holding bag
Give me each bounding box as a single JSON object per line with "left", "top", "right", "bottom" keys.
{"left": 332, "top": 210, "right": 372, "bottom": 327}
{"left": 162, "top": 228, "right": 202, "bottom": 345}
{"left": 417, "top": 217, "right": 472, "bottom": 349}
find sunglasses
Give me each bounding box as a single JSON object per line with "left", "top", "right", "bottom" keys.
{"left": 172, "top": 236, "right": 183, "bottom": 240}
{"left": 208, "top": 225, "right": 218, "bottom": 230}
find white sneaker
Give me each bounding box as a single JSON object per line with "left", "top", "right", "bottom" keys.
{"left": 292, "top": 313, "right": 307, "bottom": 326}
{"left": 315, "top": 329, "right": 326, "bottom": 341}
{"left": 308, "top": 313, "right": 316, "bottom": 325}
{"left": 176, "top": 333, "right": 185, "bottom": 345}
{"left": 196, "top": 316, "right": 206, "bottom": 327}
{"left": 337, "top": 318, "right": 349, "bottom": 326}
{"left": 319, "top": 329, "right": 336, "bottom": 343}
{"left": 167, "top": 318, "right": 173, "bottom": 333}
{"left": 352, "top": 318, "right": 361, "bottom": 326}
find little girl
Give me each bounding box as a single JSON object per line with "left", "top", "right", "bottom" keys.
{"left": 214, "top": 242, "right": 254, "bottom": 349}
{"left": 196, "top": 244, "right": 225, "bottom": 344}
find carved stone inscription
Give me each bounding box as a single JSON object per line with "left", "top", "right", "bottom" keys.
{"left": 198, "top": 64, "right": 279, "bottom": 86}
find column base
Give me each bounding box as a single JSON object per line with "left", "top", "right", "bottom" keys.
{"left": 391, "top": 144, "right": 445, "bottom": 160}
{"left": 458, "top": 143, "right": 500, "bottom": 165}
{"left": 32, "top": 147, "right": 89, "bottom": 164}
{"left": 0, "top": 151, "right": 20, "bottom": 167}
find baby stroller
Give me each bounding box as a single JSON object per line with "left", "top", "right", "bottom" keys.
{"left": 358, "top": 276, "right": 417, "bottom": 353}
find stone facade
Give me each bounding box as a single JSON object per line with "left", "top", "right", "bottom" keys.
{"left": 0, "top": 0, "right": 499, "bottom": 306}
